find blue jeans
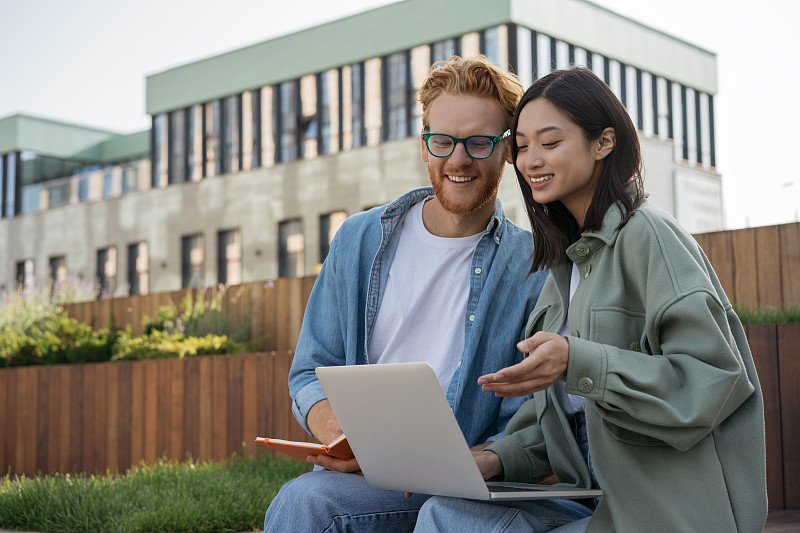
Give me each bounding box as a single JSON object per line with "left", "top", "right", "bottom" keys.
{"left": 263, "top": 470, "right": 431, "bottom": 532}
{"left": 413, "top": 411, "right": 598, "bottom": 533}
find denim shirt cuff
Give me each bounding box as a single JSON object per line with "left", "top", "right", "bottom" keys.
{"left": 292, "top": 380, "right": 328, "bottom": 436}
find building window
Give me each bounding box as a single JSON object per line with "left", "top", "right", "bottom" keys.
{"left": 431, "top": 37, "right": 460, "bottom": 64}
{"left": 383, "top": 51, "right": 413, "bottom": 142}
{"left": 48, "top": 181, "right": 71, "bottom": 208}
{"left": 121, "top": 165, "right": 138, "bottom": 193}
{"left": 278, "top": 219, "right": 304, "bottom": 278}
{"left": 217, "top": 229, "right": 242, "bottom": 285}
{"left": 205, "top": 100, "right": 222, "bottom": 177}
{"left": 300, "top": 75, "right": 318, "bottom": 159}
{"left": 276, "top": 80, "right": 300, "bottom": 163}
{"left": 128, "top": 242, "right": 149, "bottom": 295}
{"left": 152, "top": 114, "right": 168, "bottom": 188}
{"left": 96, "top": 246, "right": 117, "bottom": 297}
{"left": 181, "top": 233, "right": 205, "bottom": 288}
{"left": 103, "top": 168, "right": 114, "bottom": 198}
{"left": 76, "top": 169, "right": 89, "bottom": 202}
{"left": 317, "top": 72, "right": 332, "bottom": 155}
{"left": 242, "top": 89, "right": 261, "bottom": 170}
{"left": 187, "top": 104, "right": 203, "bottom": 181}
{"left": 482, "top": 27, "right": 501, "bottom": 66}
{"left": 49, "top": 255, "right": 67, "bottom": 284}
{"left": 351, "top": 63, "right": 366, "bottom": 148}
{"left": 15, "top": 259, "right": 34, "bottom": 291}
{"left": 168, "top": 109, "right": 186, "bottom": 183}
{"left": 319, "top": 211, "right": 347, "bottom": 264}
{"left": 3, "top": 152, "right": 19, "bottom": 218}
{"left": 223, "top": 95, "right": 241, "bottom": 174}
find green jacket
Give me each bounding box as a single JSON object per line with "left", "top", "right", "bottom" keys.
{"left": 487, "top": 201, "right": 767, "bottom": 532}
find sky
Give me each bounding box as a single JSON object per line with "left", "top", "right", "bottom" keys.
{"left": 1, "top": 0, "right": 798, "bottom": 229}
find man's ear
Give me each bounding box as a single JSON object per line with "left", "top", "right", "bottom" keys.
{"left": 594, "top": 127, "right": 616, "bottom": 160}
{"left": 504, "top": 142, "right": 513, "bottom": 165}
{"left": 421, "top": 135, "right": 429, "bottom": 163}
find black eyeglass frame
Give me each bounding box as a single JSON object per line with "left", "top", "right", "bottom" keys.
{"left": 421, "top": 129, "right": 511, "bottom": 160}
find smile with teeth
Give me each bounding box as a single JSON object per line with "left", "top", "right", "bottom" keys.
{"left": 531, "top": 174, "right": 553, "bottom": 184}
{"left": 447, "top": 175, "right": 476, "bottom": 183}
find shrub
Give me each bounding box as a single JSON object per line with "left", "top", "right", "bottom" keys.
{"left": 111, "top": 329, "right": 247, "bottom": 362}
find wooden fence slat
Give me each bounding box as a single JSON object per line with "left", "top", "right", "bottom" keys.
{"left": 130, "top": 360, "right": 145, "bottom": 466}
{"left": 144, "top": 361, "right": 158, "bottom": 465}
{"left": 69, "top": 366, "right": 84, "bottom": 473}
{"left": 80, "top": 365, "right": 96, "bottom": 475}
{"left": 45, "top": 366, "right": 62, "bottom": 475}
{"left": 5, "top": 370, "right": 19, "bottom": 475}
{"left": 755, "top": 226, "right": 783, "bottom": 310}
{"left": 732, "top": 228, "right": 759, "bottom": 310}
{"left": 168, "top": 359, "right": 185, "bottom": 461}
{"left": 746, "top": 325, "right": 784, "bottom": 509}
{"left": 156, "top": 360, "right": 171, "bottom": 460}
{"left": 0, "top": 370, "right": 7, "bottom": 474}
{"left": 106, "top": 364, "right": 120, "bottom": 474}
{"left": 117, "top": 362, "right": 132, "bottom": 473}
{"left": 212, "top": 356, "right": 228, "bottom": 460}
{"left": 197, "top": 356, "right": 213, "bottom": 462}
{"left": 227, "top": 356, "right": 244, "bottom": 456}
{"left": 36, "top": 366, "right": 51, "bottom": 474}
{"left": 183, "top": 358, "right": 200, "bottom": 460}
{"left": 778, "top": 322, "right": 800, "bottom": 509}
{"left": 779, "top": 223, "right": 800, "bottom": 308}
{"left": 242, "top": 355, "right": 259, "bottom": 456}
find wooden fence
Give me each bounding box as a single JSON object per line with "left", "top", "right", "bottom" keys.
{"left": 694, "top": 221, "right": 800, "bottom": 310}
{"left": 0, "top": 325, "right": 798, "bottom": 509}
{"left": 0, "top": 351, "right": 308, "bottom": 477}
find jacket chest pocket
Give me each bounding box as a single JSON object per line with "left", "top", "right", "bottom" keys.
{"left": 588, "top": 307, "right": 646, "bottom": 353}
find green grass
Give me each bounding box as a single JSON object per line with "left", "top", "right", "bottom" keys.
{"left": 0, "top": 451, "right": 312, "bottom": 533}
{"left": 735, "top": 304, "right": 800, "bottom": 325}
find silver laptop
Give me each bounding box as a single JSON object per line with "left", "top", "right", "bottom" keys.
{"left": 316, "top": 362, "right": 603, "bottom": 501}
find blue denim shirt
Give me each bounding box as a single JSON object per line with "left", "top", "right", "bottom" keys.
{"left": 289, "top": 187, "right": 547, "bottom": 446}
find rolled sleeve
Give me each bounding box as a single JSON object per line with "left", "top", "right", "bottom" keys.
{"left": 291, "top": 380, "right": 328, "bottom": 435}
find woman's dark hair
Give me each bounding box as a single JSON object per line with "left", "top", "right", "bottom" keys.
{"left": 512, "top": 67, "right": 644, "bottom": 273}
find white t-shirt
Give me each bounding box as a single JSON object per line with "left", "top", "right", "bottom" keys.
{"left": 557, "top": 263, "right": 586, "bottom": 416}
{"left": 368, "top": 198, "right": 485, "bottom": 391}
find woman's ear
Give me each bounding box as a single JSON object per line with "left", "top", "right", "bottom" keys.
{"left": 594, "top": 127, "right": 616, "bottom": 160}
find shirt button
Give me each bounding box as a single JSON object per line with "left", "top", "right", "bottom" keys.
{"left": 575, "top": 243, "right": 590, "bottom": 256}
{"left": 469, "top": 314, "right": 475, "bottom": 322}
{"left": 474, "top": 267, "right": 482, "bottom": 274}
{"left": 495, "top": 236, "right": 500, "bottom": 244}
{"left": 578, "top": 377, "right": 594, "bottom": 393}
{"left": 458, "top": 360, "right": 462, "bottom": 367}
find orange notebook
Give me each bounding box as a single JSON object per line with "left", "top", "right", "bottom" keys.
{"left": 255, "top": 433, "right": 354, "bottom": 462}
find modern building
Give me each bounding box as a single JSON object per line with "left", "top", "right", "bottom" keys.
{"left": 0, "top": 0, "right": 721, "bottom": 296}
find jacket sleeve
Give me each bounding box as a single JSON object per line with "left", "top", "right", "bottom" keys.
{"left": 485, "top": 397, "right": 553, "bottom": 483}
{"left": 288, "top": 234, "right": 348, "bottom": 436}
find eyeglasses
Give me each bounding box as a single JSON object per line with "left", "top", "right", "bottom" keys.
{"left": 422, "top": 129, "right": 510, "bottom": 160}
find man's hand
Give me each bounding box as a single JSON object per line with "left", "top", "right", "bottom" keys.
{"left": 307, "top": 399, "right": 342, "bottom": 445}
{"left": 478, "top": 332, "right": 569, "bottom": 396}
{"left": 308, "top": 454, "right": 361, "bottom": 474}
{"left": 306, "top": 399, "right": 361, "bottom": 473}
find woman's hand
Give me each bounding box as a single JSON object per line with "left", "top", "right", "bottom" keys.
{"left": 472, "top": 450, "right": 504, "bottom": 480}
{"left": 478, "top": 332, "right": 569, "bottom": 396}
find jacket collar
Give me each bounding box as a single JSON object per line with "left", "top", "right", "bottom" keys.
{"left": 566, "top": 199, "right": 643, "bottom": 262}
